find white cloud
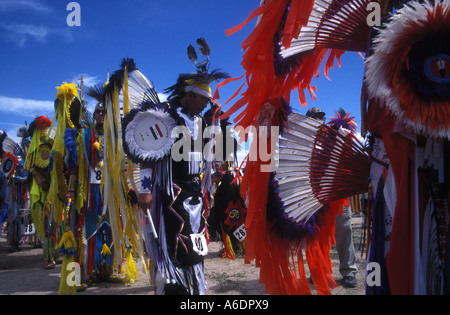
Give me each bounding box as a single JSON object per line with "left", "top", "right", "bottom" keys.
{"left": 71, "top": 74, "right": 102, "bottom": 89}
{"left": 0, "top": 95, "right": 54, "bottom": 117}
{"left": 0, "top": 1, "right": 76, "bottom": 47}
{"left": 0, "top": 22, "right": 77, "bottom": 47}
{"left": 0, "top": 0, "right": 52, "bottom": 14}
{"left": 1, "top": 23, "right": 49, "bottom": 47}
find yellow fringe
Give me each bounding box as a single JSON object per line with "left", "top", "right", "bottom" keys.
{"left": 225, "top": 233, "right": 236, "bottom": 259}
{"left": 101, "top": 243, "right": 111, "bottom": 256}
{"left": 124, "top": 248, "right": 139, "bottom": 285}
{"left": 76, "top": 132, "right": 87, "bottom": 214}
{"left": 56, "top": 229, "right": 77, "bottom": 250}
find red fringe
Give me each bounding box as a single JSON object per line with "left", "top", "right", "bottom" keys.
{"left": 221, "top": 1, "right": 348, "bottom": 128}
{"left": 238, "top": 100, "right": 339, "bottom": 294}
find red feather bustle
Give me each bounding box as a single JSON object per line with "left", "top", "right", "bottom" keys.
{"left": 220, "top": 0, "right": 361, "bottom": 295}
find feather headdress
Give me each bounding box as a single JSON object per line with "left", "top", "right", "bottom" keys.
{"left": 164, "top": 69, "right": 230, "bottom": 104}
{"left": 25, "top": 116, "right": 53, "bottom": 172}
{"left": 188, "top": 37, "right": 211, "bottom": 75}
{"left": 27, "top": 116, "right": 52, "bottom": 138}
{"left": 86, "top": 83, "right": 105, "bottom": 107}
{"left": 327, "top": 108, "right": 358, "bottom": 134}
{"left": 165, "top": 38, "right": 229, "bottom": 104}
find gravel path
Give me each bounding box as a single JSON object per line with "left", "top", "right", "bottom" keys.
{"left": 0, "top": 214, "right": 367, "bottom": 295}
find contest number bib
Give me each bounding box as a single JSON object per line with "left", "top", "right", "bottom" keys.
{"left": 90, "top": 167, "right": 102, "bottom": 184}
{"left": 233, "top": 224, "right": 247, "bottom": 242}
{"left": 190, "top": 233, "right": 208, "bottom": 256}
{"left": 24, "top": 223, "right": 35, "bottom": 235}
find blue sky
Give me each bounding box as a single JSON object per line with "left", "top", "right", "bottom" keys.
{"left": 0, "top": 0, "right": 365, "bottom": 144}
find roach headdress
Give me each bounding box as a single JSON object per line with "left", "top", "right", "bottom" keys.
{"left": 327, "top": 108, "right": 358, "bottom": 134}
{"left": 86, "top": 83, "right": 105, "bottom": 114}
{"left": 164, "top": 38, "right": 229, "bottom": 104}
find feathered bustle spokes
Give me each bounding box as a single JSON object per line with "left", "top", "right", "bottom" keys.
{"left": 221, "top": 0, "right": 368, "bottom": 127}
{"left": 0, "top": 132, "right": 21, "bottom": 157}
{"left": 274, "top": 112, "right": 369, "bottom": 225}
{"left": 275, "top": 113, "right": 323, "bottom": 223}
{"left": 126, "top": 68, "right": 161, "bottom": 109}
{"left": 281, "top": 0, "right": 376, "bottom": 58}
{"left": 310, "top": 125, "right": 369, "bottom": 203}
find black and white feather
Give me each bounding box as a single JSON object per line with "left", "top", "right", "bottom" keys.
{"left": 126, "top": 68, "right": 161, "bottom": 109}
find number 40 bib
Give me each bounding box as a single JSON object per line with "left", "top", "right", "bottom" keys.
{"left": 190, "top": 233, "right": 208, "bottom": 256}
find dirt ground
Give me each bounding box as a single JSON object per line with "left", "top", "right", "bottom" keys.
{"left": 0, "top": 214, "right": 367, "bottom": 295}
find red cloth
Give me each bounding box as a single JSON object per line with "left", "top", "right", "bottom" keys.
{"left": 383, "top": 131, "right": 416, "bottom": 295}
{"left": 367, "top": 100, "right": 416, "bottom": 294}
